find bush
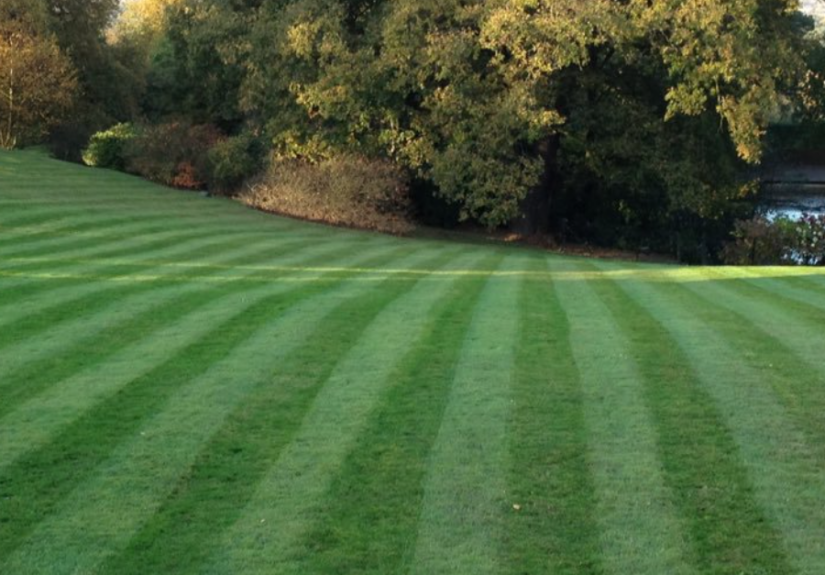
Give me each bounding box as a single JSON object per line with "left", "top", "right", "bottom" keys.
{"left": 82, "top": 123, "right": 138, "bottom": 170}
{"left": 241, "top": 155, "right": 414, "bottom": 234}
{"left": 123, "top": 122, "right": 222, "bottom": 189}
{"left": 205, "top": 133, "right": 265, "bottom": 195}
{"left": 722, "top": 214, "right": 825, "bottom": 265}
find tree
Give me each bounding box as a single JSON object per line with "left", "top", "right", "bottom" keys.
{"left": 239, "top": 0, "right": 806, "bottom": 236}
{"left": 0, "top": 1, "right": 78, "bottom": 149}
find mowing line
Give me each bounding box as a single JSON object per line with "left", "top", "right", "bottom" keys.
{"left": 0, "top": 232, "right": 380, "bottom": 382}
{"left": 408, "top": 255, "right": 525, "bottom": 575}
{"left": 550, "top": 258, "right": 695, "bottom": 575}
{"left": 600, "top": 263, "right": 825, "bottom": 575}
{"left": 0, "top": 236, "right": 363, "bottom": 417}
{"left": 671, "top": 271, "right": 825, "bottom": 453}
{"left": 589, "top": 269, "right": 794, "bottom": 575}
{"left": 0, "top": 232, "right": 318, "bottom": 332}
{"left": 0, "top": 241, "right": 427, "bottom": 474}
{"left": 504, "top": 260, "right": 603, "bottom": 575}
{"left": 200, "top": 250, "right": 491, "bottom": 575}
{"left": 285, "top": 253, "right": 501, "bottom": 575}
{"left": 100, "top": 251, "right": 496, "bottom": 575}
{"left": 0, "top": 248, "right": 472, "bottom": 575}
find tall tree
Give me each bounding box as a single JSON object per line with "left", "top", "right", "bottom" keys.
{"left": 0, "top": 0, "right": 78, "bottom": 149}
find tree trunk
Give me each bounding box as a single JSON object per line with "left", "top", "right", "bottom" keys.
{"left": 511, "top": 135, "right": 560, "bottom": 236}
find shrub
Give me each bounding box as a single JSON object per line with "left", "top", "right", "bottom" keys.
{"left": 123, "top": 122, "right": 222, "bottom": 189}
{"left": 241, "top": 155, "right": 414, "bottom": 234}
{"left": 722, "top": 214, "right": 825, "bottom": 265}
{"left": 205, "top": 133, "right": 265, "bottom": 195}
{"left": 82, "top": 123, "right": 138, "bottom": 170}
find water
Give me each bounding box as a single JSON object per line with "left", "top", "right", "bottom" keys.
{"left": 760, "top": 185, "right": 825, "bottom": 221}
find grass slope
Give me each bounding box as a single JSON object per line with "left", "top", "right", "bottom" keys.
{"left": 2, "top": 150, "right": 825, "bottom": 574}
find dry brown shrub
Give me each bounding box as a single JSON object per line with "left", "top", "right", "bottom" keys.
{"left": 241, "top": 155, "right": 415, "bottom": 234}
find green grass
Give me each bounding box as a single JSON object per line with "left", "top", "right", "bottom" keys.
{"left": 2, "top": 150, "right": 825, "bottom": 574}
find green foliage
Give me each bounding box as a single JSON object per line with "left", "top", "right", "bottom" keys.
{"left": 205, "top": 132, "right": 265, "bottom": 194}
{"left": 101, "top": 0, "right": 817, "bottom": 258}
{"left": 242, "top": 154, "right": 414, "bottom": 233}
{"left": 722, "top": 214, "right": 825, "bottom": 265}
{"left": 123, "top": 121, "right": 222, "bottom": 189}
{"left": 82, "top": 123, "right": 138, "bottom": 170}
{"left": 0, "top": 0, "right": 78, "bottom": 149}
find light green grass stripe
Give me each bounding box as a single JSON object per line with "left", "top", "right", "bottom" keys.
{"left": 551, "top": 259, "right": 696, "bottom": 575}
{"left": 600, "top": 264, "right": 825, "bottom": 575}
{"left": 200, "top": 250, "right": 489, "bottom": 575}
{"left": 0, "top": 247, "right": 471, "bottom": 575}
{"left": 408, "top": 255, "right": 524, "bottom": 575}
{"left": 0, "top": 242, "right": 421, "bottom": 473}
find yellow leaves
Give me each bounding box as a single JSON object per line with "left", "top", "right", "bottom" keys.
{"left": 109, "top": 0, "right": 183, "bottom": 44}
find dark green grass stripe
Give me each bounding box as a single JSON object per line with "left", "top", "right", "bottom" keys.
{"left": 275, "top": 254, "right": 499, "bottom": 575}
{"left": 587, "top": 272, "right": 794, "bottom": 575}
{"left": 0, "top": 242, "right": 435, "bottom": 564}
{"left": 98, "top": 249, "right": 480, "bottom": 575}
{"left": 504, "top": 262, "right": 603, "bottom": 575}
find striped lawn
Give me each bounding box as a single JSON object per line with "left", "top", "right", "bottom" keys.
{"left": 2, "top": 150, "right": 825, "bottom": 575}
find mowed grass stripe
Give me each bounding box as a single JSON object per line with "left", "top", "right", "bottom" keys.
{"left": 0, "top": 223, "right": 280, "bottom": 302}
{"left": 0, "top": 219, "right": 362, "bottom": 302}
{"left": 0, "top": 240, "right": 425, "bottom": 536}
{"left": 504, "top": 259, "right": 602, "bottom": 575}
{"left": 0, "top": 245, "right": 461, "bottom": 573}
{"left": 0, "top": 235, "right": 358, "bottom": 416}
{"left": 409, "top": 255, "right": 524, "bottom": 575}
{"left": 587, "top": 272, "right": 793, "bottom": 575}
{"left": 0, "top": 227, "right": 313, "bottom": 330}
{"left": 728, "top": 268, "right": 825, "bottom": 311}
{"left": 0, "top": 227, "right": 379, "bottom": 377}
{"left": 200, "top": 250, "right": 491, "bottom": 575}
{"left": 100, "top": 250, "right": 495, "bottom": 575}
{"left": 674, "top": 271, "right": 825, "bottom": 456}
{"left": 550, "top": 258, "right": 695, "bottom": 575}
{"left": 283, "top": 253, "right": 501, "bottom": 575}
{"left": 602, "top": 264, "right": 825, "bottom": 574}
{"left": 0, "top": 231, "right": 318, "bottom": 332}
{"left": 0, "top": 240, "right": 422, "bottom": 474}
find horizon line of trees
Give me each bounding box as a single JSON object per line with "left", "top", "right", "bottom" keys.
{"left": 4, "top": 0, "right": 825, "bottom": 262}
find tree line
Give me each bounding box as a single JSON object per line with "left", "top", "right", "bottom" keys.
{"left": 3, "top": 0, "right": 825, "bottom": 261}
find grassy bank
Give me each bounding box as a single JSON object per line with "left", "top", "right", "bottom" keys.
{"left": 2, "top": 150, "right": 825, "bottom": 574}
